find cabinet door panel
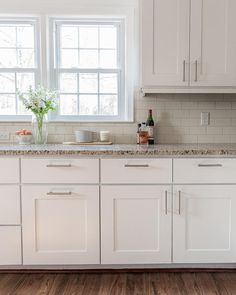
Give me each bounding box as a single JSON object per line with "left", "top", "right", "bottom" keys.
{"left": 22, "top": 186, "right": 99, "bottom": 265}
{"left": 142, "top": 0, "right": 190, "bottom": 86}
{"left": 0, "top": 186, "right": 20, "bottom": 224}
{"left": 190, "top": 0, "right": 236, "bottom": 86}
{"left": 101, "top": 186, "right": 171, "bottom": 264}
{"left": 0, "top": 226, "right": 22, "bottom": 265}
{"left": 173, "top": 185, "right": 236, "bottom": 263}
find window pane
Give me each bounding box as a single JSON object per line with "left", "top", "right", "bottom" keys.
{"left": 100, "top": 50, "right": 117, "bottom": 68}
{"left": 0, "top": 26, "right": 16, "bottom": 48}
{"left": 100, "top": 73, "right": 117, "bottom": 93}
{"left": 100, "top": 27, "right": 117, "bottom": 49}
{"left": 100, "top": 95, "right": 118, "bottom": 116}
{"left": 17, "top": 26, "right": 34, "bottom": 48}
{"left": 60, "top": 94, "right": 77, "bottom": 115}
{"left": 60, "top": 49, "right": 78, "bottom": 68}
{"left": 0, "top": 94, "right": 16, "bottom": 114}
{"left": 17, "top": 49, "right": 35, "bottom": 68}
{"left": 0, "top": 49, "right": 17, "bottom": 67}
{"left": 16, "top": 73, "right": 35, "bottom": 92}
{"left": 79, "top": 95, "right": 98, "bottom": 115}
{"left": 18, "top": 99, "right": 30, "bottom": 115}
{"left": 79, "top": 50, "right": 98, "bottom": 68}
{"left": 79, "top": 73, "right": 98, "bottom": 93}
{"left": 79, "top": 27, "right": 98, "bottom": 49}
{"left": 60, "top": 73, "right": 77, "bottom": 93}
{"left": 0, "top": 73, "right": 15, "bottom": 93}
{"left": 61, "top": 26, "right": 78, "bottom": 48}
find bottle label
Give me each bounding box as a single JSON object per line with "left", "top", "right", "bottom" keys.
{"left": 147, "top": 126, "right": 154, "bottom": 137}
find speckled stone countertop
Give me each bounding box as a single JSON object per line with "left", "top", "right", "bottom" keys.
{"left": 1, "top": 143, "right": 236, "bottom": 156}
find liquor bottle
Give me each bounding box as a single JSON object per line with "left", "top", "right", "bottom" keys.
{"left": 136, "top": 123, "right": 141, "bottom": 144}
{"left": 146, "top": 109, "right": 155, "bottom": 144}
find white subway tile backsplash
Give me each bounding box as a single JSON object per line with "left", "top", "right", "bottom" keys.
{"left": 1, "top": 93, "right": 236, "bottom": 144}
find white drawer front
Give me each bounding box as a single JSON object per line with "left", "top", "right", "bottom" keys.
{"left": 174, "top": 159, "right": 236, "bottom": 183}
{"left": 0, "top": 226, "right": 22, "bottom": 265}
{"left": 0, "top": 186, "right": 20, "bottom": 225}
{"left": 21, "top": 159, "right": 99, "bottom": 184}
{"left": 0, "top": 158, "right": 19, "bottom": 183}
{"left": 101, "top": 159, "right": 172, "bottom": 184}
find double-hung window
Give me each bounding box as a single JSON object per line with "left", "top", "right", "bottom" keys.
{"left": 0, "top": 19, "right": 39, "bottom": 119}
{"left": 51, "top": 19, "right": 126, "bottom": 121}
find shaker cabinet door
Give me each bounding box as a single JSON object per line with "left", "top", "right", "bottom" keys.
{"left": 22, "top": 185, "right": 99, "bottom": 265}
{"left": 173, "top": 185, "right": 236, "bottom": 263}
{"left": 190, "top": 0, "right": 236, "bottom": 87}
{"left": 142, "top": 0, "right": 190, "bottom": 87}
{"left": 101, "top": 185, "right": 171, "bottom": 264}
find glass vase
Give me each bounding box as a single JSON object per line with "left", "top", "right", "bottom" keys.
{"left": 32, "top": 114, "right": 48, "bottom": 144}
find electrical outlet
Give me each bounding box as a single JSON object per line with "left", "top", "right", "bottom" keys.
{"left": 201, "top": 112, "right": 210, "bottom": 126}
{"left": 0, "top": 131, "right": 10, "bottom": 141}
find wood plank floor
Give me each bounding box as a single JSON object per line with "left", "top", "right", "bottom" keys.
{"left": 0, "top": 272, "right": 235, "bottom": 295}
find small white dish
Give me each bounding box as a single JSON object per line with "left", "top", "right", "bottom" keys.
{"left": 16, "top": 135, "right": 33, "bottom": 145}
{"left": 74, "top": 130, "right": 93, "bottom": 143}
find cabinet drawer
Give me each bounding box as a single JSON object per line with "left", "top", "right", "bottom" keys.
{"left": 21, "top": 158, "right": 99, "bottom": 184}
{"left": 0, "top": 226, "right": 22, "bottom": 265}
{"left": 101, "top": 159, "right": 172, "bottom": 184}
{"left": 0, "top": 186, "right": 20, "bottom": 225}
{"left": 174, "top": 159, "right": 236, "bottom": 183}
{"left": 0, "top": 158, "right": 19, "bottom": 183}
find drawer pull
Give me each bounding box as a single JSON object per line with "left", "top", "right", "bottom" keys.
{"left": 46, "top": 164, "right": 72, "bottom": 168}
{"left": 198, "top": 164, "right": 222, "bottom": 167}
{"left": 47, "top": 191, "right": 72, "bottom": 196}
{"left": 124, "top": 164, "right": 149, "bottom": 168}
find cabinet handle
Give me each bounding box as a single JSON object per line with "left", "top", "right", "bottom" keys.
{"left": 194, "top": 60, "right": 198, "bottom": 82}
{"left": 47, "top": 191, "right": 72, "bottom": 196}
{"left": 46, "top": 164, "right": 72, "bottom": 168}
{"left": 124, "top": 164, "right": 149, "bottom": 168}
{"left": 183, "top": 60, "right": 186, "bottom": 82}
{"left": 178, "top": 191, "right": 181, "bottom": 215}
{"left": 198, "top": 164, "right": 223, "bottom": 167}
{"left": 165, "top": 191, "right": 168, "bottom": 215}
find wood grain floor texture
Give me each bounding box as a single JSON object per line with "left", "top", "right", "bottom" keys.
{"left": 0, "top": 272, "right": 235, "bottom": 295}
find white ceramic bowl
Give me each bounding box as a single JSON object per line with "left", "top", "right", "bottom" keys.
{"left": 16, "top": 134, "right": 33, "bottom": 145}
{"left": 74, "top": 130, "right": 93, "bottom": 143}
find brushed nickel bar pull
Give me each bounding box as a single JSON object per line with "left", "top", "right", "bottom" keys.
{"left": 198, "top": 164, "right": 223, "bottom": 167}
{"left": 124, "top": 164, "right": 149, "bottom": 168}
{"left": 183, "top": 60, "right": 186, "bottom": 82}
{"left": 46, "top": 164, "right": 72, "bottom": 168}
{"left": 178, "top": 191, "right": 181, "bottom": 215}
{"left": 194, "top": 60, "right": 198, "bottom": 82}
{"left": 165, "top": 191, "right": 168, "bottom": 215}
{"left": 47, "top": 191, "right": 72, "bottom": 196}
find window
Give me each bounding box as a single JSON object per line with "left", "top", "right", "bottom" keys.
{"left": 0, "top": 19, "right": 39, "bottom": 118}
{"left": 51, "top": 19, "right": 127, "bottom": 121}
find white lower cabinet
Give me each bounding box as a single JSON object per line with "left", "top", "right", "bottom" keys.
{"left": 22, "top": 185, "right": 99, "bottom": 265}
{"left": 0, "top": 226, "right": 22, "bottom": 265}
{"left": 173, "top": 185, "right": 236, "bottom": 263}
{"left": 101, "top": 186, "right": 171, "bottom": 264}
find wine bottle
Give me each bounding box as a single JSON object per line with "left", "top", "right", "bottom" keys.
{"left": 146, "top": 109, "right": 155, "bottom": 144}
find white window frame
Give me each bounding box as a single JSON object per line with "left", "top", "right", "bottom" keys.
{"left": 0, "top": 17, "right": 41, "bottom": 121}
{"left": 49, "top": 18, "right": 129, "bottom": 122}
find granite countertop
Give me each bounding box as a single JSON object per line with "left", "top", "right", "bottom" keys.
{"left": 0, "top": 143, "right": 236, "bottom": 156}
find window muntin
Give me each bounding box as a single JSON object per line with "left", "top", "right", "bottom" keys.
{"left": 53, "top": 20, "right": 124, "bottom": 120}
{"left": 0, "top": 20, "right": 39, "bottom": 116}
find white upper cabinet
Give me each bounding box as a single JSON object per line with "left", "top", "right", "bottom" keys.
{"left": 190, "top": 0, "right": 236, "bottom": 87}
{"left": 141, "top": 0, "right": 236, "bottom": 92}
{"left": 142, "top": 0, "right": 190, "bottom": 87}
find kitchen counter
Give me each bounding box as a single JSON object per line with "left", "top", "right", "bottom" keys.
{"left": 1, "top": 143, "right": 236, "bottom": 156}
